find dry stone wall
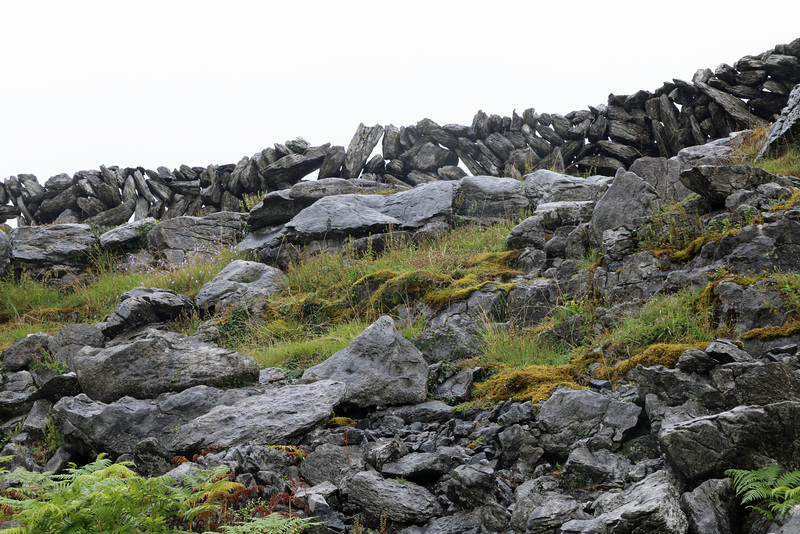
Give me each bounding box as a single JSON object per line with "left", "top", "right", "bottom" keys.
{"left": 2, "top": 38, "right": 800, "bottom": 227}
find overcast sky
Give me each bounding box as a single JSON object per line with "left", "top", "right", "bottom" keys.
{"left": 2, "top": 1, "right": 799, "bottom": 181}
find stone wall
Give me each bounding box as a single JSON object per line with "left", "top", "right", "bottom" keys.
{"left": 2, "top": 38, "right": 799, "bottom": 227}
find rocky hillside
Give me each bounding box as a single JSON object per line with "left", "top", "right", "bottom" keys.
{"left": 2, "top": 43, "right": 800, "bottom": 534}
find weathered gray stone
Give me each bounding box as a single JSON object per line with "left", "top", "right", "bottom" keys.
{"left": 759, "top": 83, "right": 800, "bottom": 158}
{"left": 379, "top": 181, "right": 456, "bottom": 229}
{"left": 679, "top": 165, "right": 800, "bottom": 206}
{"left": 48, "top": 324, "right": 105, "bottom": 370}
{"left": 446, "top": 462, "right": 496, "bottom": 508}
{"left": 72, "top": 329, "right": 259, "bottom": 403}
{"left": 525, "top": 495, "right": 591, "bottom": 534}
{"left": 562, "top": 444, "right": 632, "bottom": 486}
{"left": 53, "top": 385, "right": 248, "bottom": 457}
{"left": 522, "top": 169, "right": 612, "bottom": 207}
{"left": 349, "top": 470, "right": 442, "bottom": 525}
{"left": 680, "top": 478, "right": 737, "bottom": 534}
{"left": 414, "top": 310, "right": 485, "bottom": 363}
{"left": 173, "top": 380, "right": 346, "bottom": 451}
{"left": 147, "top": 212, "right": 245, "bottom": 254}
{"left": 659, "top": 401, "right": 800, "bottom": 485}
{"left": 505, "top": 215, "right": 546, "bottom": 250}
{"left": 260, "top": 145, "right": 329, "bottom": 190}
{"left": 85, "top": 201, "right": 135, "bottom": 227}
{"left": 285, "top": 194, "right": 397, "bottom": 243}
{"left": 628, "top": 157, "right": 692, "bottom": 202}
{"left": 2, "top": 333, "right": 52, "bottom": 372}
{"left": 561, "top": 470, "right": 688, "bottom": 534}
{"left": 98, "top": 218, "right": 157, "bottom": 249}
{"left": 453, "top": 176, "right": 528, "bottom": 222}
{"left": 300, "top": 316, "right": 427, "bottom": 408}
{"left": 536, "top": 387, "right": 641, "bottom": 457}
{"left": 591, "top": 168, "right": 659, "bottom": 240}
{"left": 100, "top": 287, "right": 194, "bottom": 338}
{"left": 10, "top": 224, "right": 97, "bottom": 269}
{"left": 343, "top": 124, "right": 385, "bottom": 178}
{"left": 381, "top": 446, "right": 468, "bottom": 482}
{"left": 194, "top": 260, "right": 285, "bottom": 312}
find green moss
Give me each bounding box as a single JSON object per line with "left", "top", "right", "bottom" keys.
{"left": 769, "top": 189, "right": 800, "bottom": 212}
{"left": 472, "top": 364, "right": 585, "bottom": 403}
{"left": 669, "top": 232, "right": 722, "bottom": 262}
{"left": 370, "top": 270, "right": 451, "bottom": 311}
{"left": 593, "top": 342, "right": 707, "bottom": 382}
{"left": 327, "top": 417, "right": 357, "bottom": 428}
{"left": 740, "top": 321, "right": 800, "bottom": 341}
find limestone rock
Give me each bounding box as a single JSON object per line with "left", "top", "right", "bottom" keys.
{"left": 343, "top": 124, "right": 384, "bottom": 179}
{"left": 147, "top": 212, "right": 245, "bottom": 254}
{"left": 100, "top": 287, "right": 195, "bottom": 338}
{"left": 194, "top": 260, "right": 285, "bottom": 312}
{"left": 349, "top": 470, "right": 442, "bottom": 525}
{"left": 561, "top": 470, "right": 688, "bottom": 533}
{"left": 10, "top": 224, "right": 97, "bottom": 271}
{"left": 0, "top": 230, "right": 10, "bottom": 276}
{"left": 679, "top": 165, "right": 800, "bottom": 207}
{"left": 453, "top": 176, "right": 529, "bottom": 223}
{"left": 536, "top": 387, "right": 641, "bottom": 458}
{"left": 72, "top": 329, "right": 259, "bottom": 403}
{"left": 172, "top": 380, "right": 347, "bottom": 451}
{"left": 659, "top": 401, "right": 800, "bottom": 485}
{"left": 591, "top": 168, "right": 659, "bottom": 240}
{"left": 759, "top": 83, "right": 800, "bottom": 158}
{"left": 52, "top": 385, "right": 250, "bottom": 458}
{"left": 300, "top": 316, "right": 427, "bottom": 408}
{"left": 285, "top": 195, "right": 398, "bottom": 243}
{"left": 98, "top": 218, "right": 157, "bottom": 249}
{"left": 522, "top": 169, "right": 612, "bottom": 207}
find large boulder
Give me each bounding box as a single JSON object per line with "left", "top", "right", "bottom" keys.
{"left": 98, "top": 217, "right": 157, "bottom": 249}
{"left": 349, "top": 470, "right": 442, "bottom": 525}
{"left": 172, "top": 380, "right": 346, "bottom": 451}
{"left": 560, "top": 471, "right": 688, "bottom": 534}
{"left": 591, "top": 168, "right": 659, "bottom": 241}
{"left": 380, "top": 181, "right": 456, "bottom": 229}
{"left": 300, "top": 316, "right": 428, "bottom": 408}
{"left": 147, "top": 212, "right": 246, "bottom": 262}
{"left": 453, "top": 176, "right": 529, "bottom": 223}
{"left": 71, "top": 329, "right": 259, "bottom": 403}
{"left": 99, "top": 287, "right": 195, "bottom": 338}
{"left": 628, "top": 157, "right": 692, "bottom": 202}
{"left": 659, "top": 401, "right": 800, "bottom": 485}
{"left": 536, "top": 387, "right": 641, "bottom": 458}
{"left": 10, "top": 224, "right": 97, "bottom": 274}
{"left": 679, "top": 165, "right": 800, "bottom": 207}
{"left": 194, "top": 260, "right": 285, "bottom": 312}
{"left": 522, "top": 169, "right": 612, "bottom": 207}
{"left": 52, "top": 385, "right": 253, "bottom": 458}
{"left": 284, "top": 195, "right": 399, "bottom": 243}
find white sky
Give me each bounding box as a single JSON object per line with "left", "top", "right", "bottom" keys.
{"left": 1, "top": 1, "right": 799, "bottom": 181}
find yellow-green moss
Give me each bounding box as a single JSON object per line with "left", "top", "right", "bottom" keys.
{"left": 740, "top": 321, "right": 800, "bottom": 341}
{"left": 769, "top": 188, "right": 800, "bottom": 212}
{"left": 593, "top": 342, "right": 707, "bottom": 382}
{"left": 669, "top": 233, "right": 722, "bottom": 262}
{"left": 327, "top": 417, "right": 357, "bottom": 428}
{"left": 370, "top": 270, "right": 451, "bottom": 311}
{"left": 472, "top": 364, "right": 585, "bottom": 403}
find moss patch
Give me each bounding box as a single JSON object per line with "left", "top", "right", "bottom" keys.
{"left": 740, "top": 321, "right": 800, "bottom": 341}
{"left": 593, "top": 342, "right": 708, "bottom": 382}
{"left": 668, "top": 233, "right": 722, "bottom": 262}
{"left": 472, "top": 364, "right": 585, "bottom": 403}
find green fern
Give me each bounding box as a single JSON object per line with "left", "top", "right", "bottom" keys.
{"left": 0, "top": 454, "right": 316, "bottom": 533}
{"left": 726, "top": 465, "right": 800, "bottom": 519}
